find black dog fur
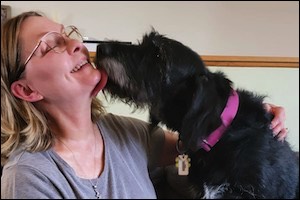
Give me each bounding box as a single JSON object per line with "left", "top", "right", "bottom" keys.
{"left": 95, "top": 30, "right": 299, "bottom": 199}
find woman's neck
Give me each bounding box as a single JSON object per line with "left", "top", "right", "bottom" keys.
{"left": 53, "top": 122, "right": 105, "bottom": 179}
{"left": 44, "top": 102, "right": 95, "bottom": 139}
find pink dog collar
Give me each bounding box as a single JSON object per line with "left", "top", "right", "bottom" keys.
{"left": 199, "top": 89, "right": 239, "bottom": 151}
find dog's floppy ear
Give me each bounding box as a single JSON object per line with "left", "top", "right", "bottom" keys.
{"left": 180, "top": 71, "right": 234, "bottom": 151}
{"left": 180, "top": 76, "right": 213, "bottom": 149}
{"left": 180, "top": 72, "right": 227, "bottom": 151}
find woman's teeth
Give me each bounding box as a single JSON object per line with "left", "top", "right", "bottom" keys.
{"left": 71, "top": 60, "right": 89, "bottom": 73}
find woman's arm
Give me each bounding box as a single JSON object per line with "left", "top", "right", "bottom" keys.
{"left": 158, "top": 130, "right": 179, "bottom": 166}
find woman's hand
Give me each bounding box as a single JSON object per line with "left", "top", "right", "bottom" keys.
{"left": 264, "top": 103, "right": 288, "bottom": 141}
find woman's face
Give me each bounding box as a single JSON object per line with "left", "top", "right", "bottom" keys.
{"left": 13, "top": 16, "right": 107, "bottom": 104}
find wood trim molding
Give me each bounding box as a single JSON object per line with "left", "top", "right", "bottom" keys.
{"left": 89, "top": 52, "right": 299, "bottom": 68}
{"left": 202, "top": 55, "right": 299, "bottom": 68}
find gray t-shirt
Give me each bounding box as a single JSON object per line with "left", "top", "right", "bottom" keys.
{"left": 1, "top": 113, "right": 165, "bottom": 199}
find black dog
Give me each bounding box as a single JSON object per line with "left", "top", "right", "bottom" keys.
{"left": 95, "top": 30, "right": 299, "bottom": 199}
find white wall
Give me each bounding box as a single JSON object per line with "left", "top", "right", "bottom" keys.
{"left": 3, "top": 1, "right": 299, "bottom": 150}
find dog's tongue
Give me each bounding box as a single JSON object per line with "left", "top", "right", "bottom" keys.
{"left": 91, "top": 68, "right": 108, "bottom": 97}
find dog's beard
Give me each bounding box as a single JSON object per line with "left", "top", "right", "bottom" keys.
{"left": 101, "top": 59, "right": 130, "bottom": 89}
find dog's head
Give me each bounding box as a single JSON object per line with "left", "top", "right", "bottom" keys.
{"left": 95, "top": 30, "right": 232, "bottom": 150}
{"left": 95, "top": 31, "right": 210, "bottom": 107}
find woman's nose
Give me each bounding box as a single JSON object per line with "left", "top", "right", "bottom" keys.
{"left": 66, "top": 39, "right": 85, "bottom": 55}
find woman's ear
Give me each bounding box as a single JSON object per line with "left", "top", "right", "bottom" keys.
{"left": 11, "top": 80, "right": 43, "bottom": 102}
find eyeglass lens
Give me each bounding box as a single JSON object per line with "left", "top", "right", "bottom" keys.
{"left": 39, "top": 26, "right": 83, "bottom": 56}
{"left": 65, "top": 26, "right": 83, "bottom": 42}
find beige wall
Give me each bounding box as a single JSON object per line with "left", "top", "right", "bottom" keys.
{"left": 3, "top": 1, "right": 299, "bottom": 150}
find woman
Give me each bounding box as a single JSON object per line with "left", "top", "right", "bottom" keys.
{"left": 1, "top": 11, "right": 288, "bottom": 199}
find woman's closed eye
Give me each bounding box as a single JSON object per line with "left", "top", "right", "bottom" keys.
{"left": 36, "top": 42, "right": 55, "bottom": 57}
{"left": 39, "top": 39, "right": 63, "bottom": 57}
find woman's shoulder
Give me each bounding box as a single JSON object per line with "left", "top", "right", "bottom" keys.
{"left": 3, "top": 147, "right": 54, "bottom": 175}
{"left": 99, "top": 113, "right": 150, "bottom": 130}
{"left": 100, "top": 112, "right": 147, "bottom": 123}
{"left": 1, "top": 148, "right": 69, "bottom": 199}
{"left": 97, "top": 113, "right": 164, "bottom": 144}
{"left": 98, "top": 113, "right": 153, "bottom": 142}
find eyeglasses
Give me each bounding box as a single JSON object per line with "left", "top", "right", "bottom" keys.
{"left": 23, "top": 25, "right": 83, "bottom": 67}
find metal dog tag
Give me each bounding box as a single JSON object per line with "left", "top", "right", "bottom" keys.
{"left": 175, "top": 154, "right": 191, "bottom": 175}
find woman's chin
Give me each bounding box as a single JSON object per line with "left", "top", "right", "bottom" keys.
{"left": 91, "top": 68, "right": 108, "bottom": 97}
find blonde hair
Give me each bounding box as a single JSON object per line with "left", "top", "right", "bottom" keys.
{"left": 1, "top": 11, "right": 106, "bottom": 165}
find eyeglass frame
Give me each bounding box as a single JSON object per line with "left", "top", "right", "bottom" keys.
{"left": 22, "top": 25, "right": 83, "bottom": 67}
